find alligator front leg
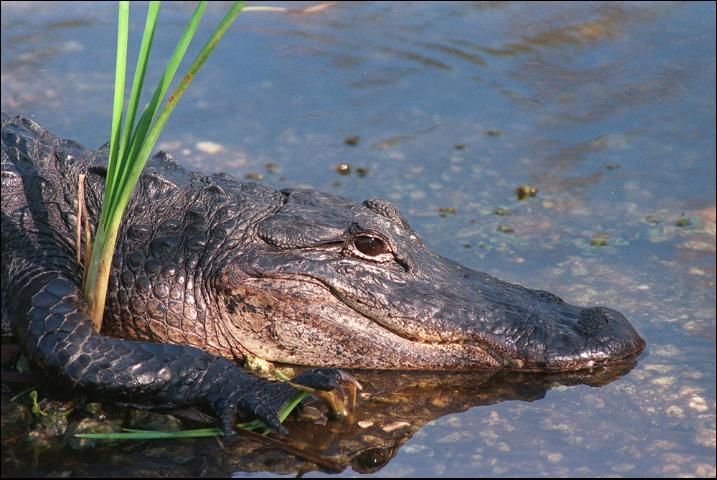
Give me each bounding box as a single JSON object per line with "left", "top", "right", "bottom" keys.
{"left": 8, "top": 269, "right": 340, "bottom": 435}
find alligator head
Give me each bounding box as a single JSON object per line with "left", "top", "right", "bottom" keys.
{"left": 217, "top": 188, "right": 645, "bottom": 371}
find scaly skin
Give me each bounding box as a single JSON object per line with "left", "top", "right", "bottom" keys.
{"left": 1, "top": 113, "right": 347, "bottom": 435}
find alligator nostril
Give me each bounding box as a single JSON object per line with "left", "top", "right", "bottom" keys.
{"left": 576, "top": 307, "right": 612, "bottom": 336}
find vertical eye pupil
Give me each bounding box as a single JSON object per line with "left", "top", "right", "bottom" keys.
{"left": 354, "top": 235, "right": 387, "bottom": 256}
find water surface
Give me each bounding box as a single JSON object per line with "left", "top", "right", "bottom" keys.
{"left": 1, "top": 1, "right": 715, "bottom": 477}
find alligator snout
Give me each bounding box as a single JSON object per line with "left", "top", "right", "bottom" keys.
{"left": 390, "top": 256, "right": 646, "bottom": 371}
{"left": 578, "top": 307, "right": 632, "bottom": 337}
{"left": 572, "top": 306, "right": 646, "bottom": 365}
{"left": 511, "top": 304, "right": 644, "bottom": 370}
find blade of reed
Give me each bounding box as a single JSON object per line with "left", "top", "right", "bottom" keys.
{"left": 107, "top": 0, "right": 161, "bottom": 218}
{"left": 84, "top": 1, "right": 244, "bottom": 330}
{"left": 76, "top": 427, "right": 221, "bottom": 440}
{"left": 103, "top": 0, "right": 129, "bottom": 222}
{"left": 84, "top": 1, "right": 129, "bottom": 330}
{"left": 112, "top": 1, "right": 244, "bottom": 218}
{"left": 107, "top": 1, "right": 208, "bottom": 220}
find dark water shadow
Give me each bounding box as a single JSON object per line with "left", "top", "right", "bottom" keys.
{"left": 247, "top": 362, "right": 639, "bottom": 475}
{"left": 1, "top": 361, "right": 638, "bottom": 477}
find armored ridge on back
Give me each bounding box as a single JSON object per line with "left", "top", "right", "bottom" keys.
{"left": 1, "top": 113, "right": 645, "bottom": 434}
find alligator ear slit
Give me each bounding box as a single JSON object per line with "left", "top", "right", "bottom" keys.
{"left": 316, "top": 241, "right": 344, "bottom": 249}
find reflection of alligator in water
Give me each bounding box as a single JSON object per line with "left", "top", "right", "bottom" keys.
{"left": 0, "top": 362, "right": 638, "bottom": 476}
{"left": 1, "top": 113, "right": 645, "bottom": 436}
{"left": 224, "top": 363, "right": 639, "bottom": 475}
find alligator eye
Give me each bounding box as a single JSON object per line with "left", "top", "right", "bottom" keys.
{"left": 353, "top": 235, "right": 389, "bottom": 257}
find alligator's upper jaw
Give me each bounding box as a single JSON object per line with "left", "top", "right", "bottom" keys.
{"left": 429, "top": 260, "right": 645, "bottom": 371}
{"left": 344, "top": 256, "right": 647, "bottom": 372}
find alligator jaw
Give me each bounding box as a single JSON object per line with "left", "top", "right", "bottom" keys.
{"left": 218, "top": 268, "right": 645, "bottom": 372}
{"left": 305, "top": 252, "right": 646, "bottom": 372}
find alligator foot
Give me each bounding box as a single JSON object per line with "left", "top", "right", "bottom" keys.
{"left": 213, "top": 367, "right": 361, "bottom": 437}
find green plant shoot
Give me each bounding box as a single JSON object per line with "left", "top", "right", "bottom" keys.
{"left": 83, "top": 1, "right": 245, "bottom": 330}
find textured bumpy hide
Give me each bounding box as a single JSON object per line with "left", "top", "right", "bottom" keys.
{"left": 1, "top": 114, "right": 350, "bottom": 435}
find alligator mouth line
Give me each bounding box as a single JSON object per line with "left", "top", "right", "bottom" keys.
{"left": 250, "top": 271, "right": 513, "bottom": 367}
{"left": 242, "top": 272, "right": 644, "bottom": 372}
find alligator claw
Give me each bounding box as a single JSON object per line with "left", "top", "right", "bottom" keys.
{"left": 293, "top": 368, "right": 362, "bottom": 392}
{"left": 290, "top": 368, "right": 362, "bottom": 422}
{"left": 246, "top": 402, "right": 289, "bottom": 436}
{"left": 218, "top": 398, "right": 289, "bottom": 437}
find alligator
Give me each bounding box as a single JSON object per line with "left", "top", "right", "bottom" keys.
{"left": 1, "top": 113, "right": 645, "bottom": 435}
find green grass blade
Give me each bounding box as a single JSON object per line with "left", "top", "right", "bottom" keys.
{"left": 75, "top": 427, "right": 222, "bottom": 440}
{"left": 113, "top": 1, "right": 245, "bottom": 215}
{"left": 85, "top": 1, "right": 129, "bottom": 329}
{"left": 278, "top": 391, "right": 309, "bottom": 422}
{"left": 108, "top": 0, "right": 208, "bottom": 218}
{"left": 102, "top": 0, "right": 129, "bottom": 224}
{"left": 113, "top": 1, "right": 161, "bottom": 191}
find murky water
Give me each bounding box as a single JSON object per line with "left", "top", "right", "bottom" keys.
{"left": 2, "top": 1, "right": 715, "bottom": 477}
